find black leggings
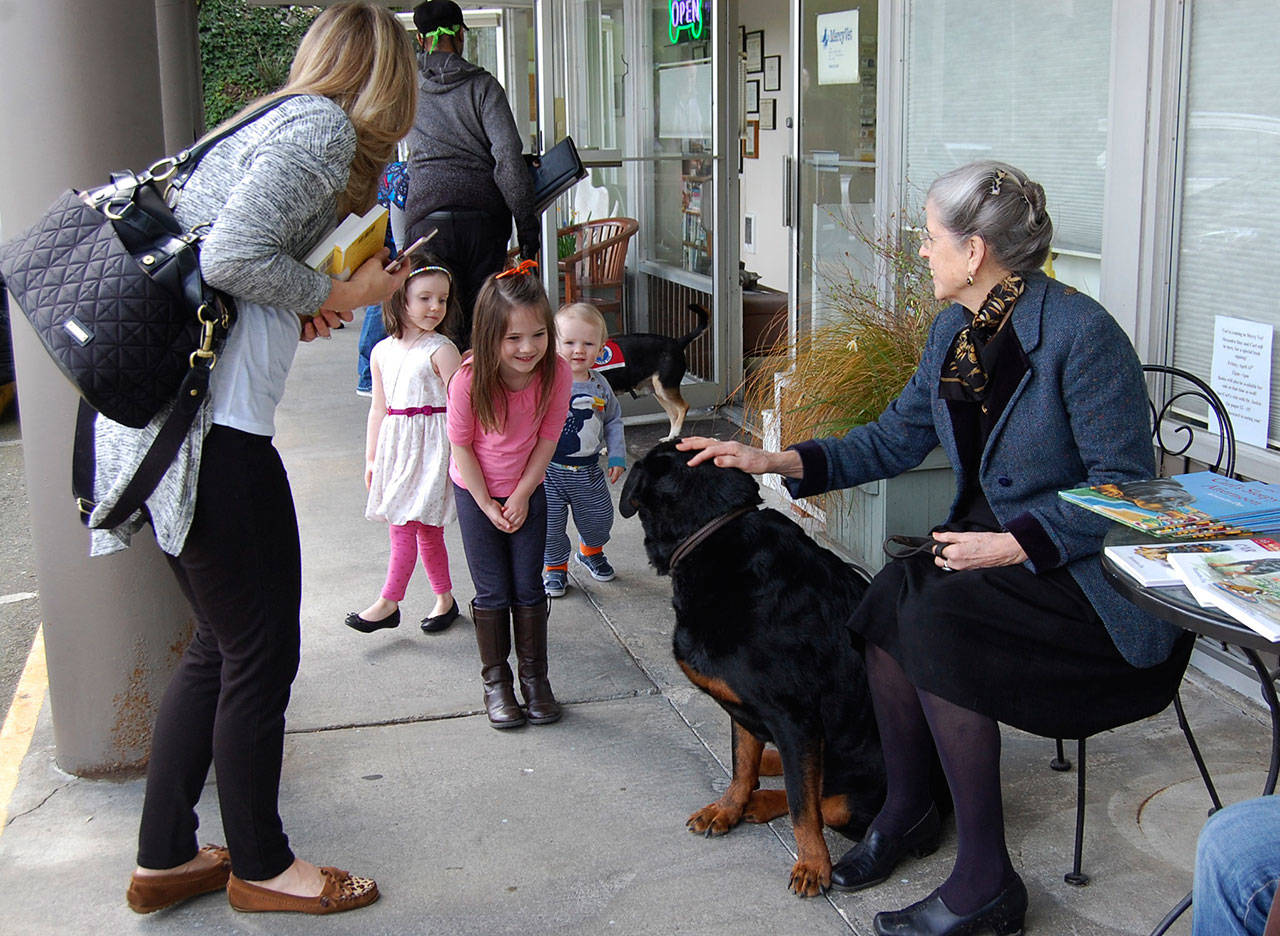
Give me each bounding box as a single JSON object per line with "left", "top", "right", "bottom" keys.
{"left": 136, "top": 426, "right": 301, "bottom": 881}
{"left": 453, "top": 482, "right": 547, "bottom": 609}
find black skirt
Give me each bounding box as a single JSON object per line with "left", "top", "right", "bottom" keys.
{"left": 851, "top": 552, "right": 1194, "bottom": 739}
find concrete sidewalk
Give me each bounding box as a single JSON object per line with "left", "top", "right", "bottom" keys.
{"left": 0, "top": 322, "right": 1274, "bottom": 934}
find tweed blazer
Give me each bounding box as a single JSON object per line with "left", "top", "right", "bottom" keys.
{"left": 786, "top": 270, "right": 1180, "bottom": 668}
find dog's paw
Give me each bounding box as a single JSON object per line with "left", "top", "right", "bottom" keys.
{"left": 788, "top": 858, "right": 832, "bottom": 898}
{"left": 741, "top": 789, "right": 788, "bottom": 824}
{"left": 686, "top": 801, "right": 743, "bottom": 837}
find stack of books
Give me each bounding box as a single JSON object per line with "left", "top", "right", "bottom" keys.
{"left": 1163, "top": 548, "right": 1280, "bottom": 641}
{"left": 1059, "top": 471, "right": 1280, "bottom": 538}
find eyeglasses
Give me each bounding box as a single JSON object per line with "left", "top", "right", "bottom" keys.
{"left": 918, "top": 227, "right": 965, "bottom": 249}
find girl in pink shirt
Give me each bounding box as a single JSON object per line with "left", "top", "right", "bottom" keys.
{"left": 447, "top": 263, "right": 572, "bottom": 729}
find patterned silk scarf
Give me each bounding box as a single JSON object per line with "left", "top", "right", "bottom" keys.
{"left": 938, "top": 272, "right": 1026, "bottom": 406}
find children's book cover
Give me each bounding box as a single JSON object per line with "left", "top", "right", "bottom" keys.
{"left": 1166, "top": 550, "right": 1280, "bottom": 641}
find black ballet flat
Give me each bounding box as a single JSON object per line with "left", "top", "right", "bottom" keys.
{"left": 420, "top": 598, "right": 460, "bottom": 634}
{"left": 873, "top": 876, "right": 1028, "bottom": 936}
{"left": 343, "top": 608, "right": 400, "bottom": 633}
{"left": 830, "top": 804, "right": 942, "bottom": 891}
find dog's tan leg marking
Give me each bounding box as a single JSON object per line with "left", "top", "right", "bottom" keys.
{"left": 820, "top": 793, "right": 854, "bottom": 829}
{"left": 760, "top": 748, "right": 783, "bottom": 776}
{"left": 741, "top": 789, "right": 788, "bottom": 824}
{"left": 687, "top": 719, "right": 763, "bottom": 837}
{"left": 653, "top": 377, "right": 689, "bottom": 441}
{"left": 788, "top": 751, "right": 832, "bottom": 897}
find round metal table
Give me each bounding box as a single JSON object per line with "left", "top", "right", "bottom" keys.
{"left": 1101, "top": 525, "right": 1280, "bottom": 935}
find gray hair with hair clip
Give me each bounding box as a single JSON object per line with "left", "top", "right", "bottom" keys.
{"left": 927, "top": 160, "right": 1053, "bottom": 273}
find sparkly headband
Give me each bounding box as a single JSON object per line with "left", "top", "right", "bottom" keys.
{"left": 408, "top": 264, "right": 452, "bottom": 282}
{"left": 496, "top": 258, "right": 539, "bottom": 279}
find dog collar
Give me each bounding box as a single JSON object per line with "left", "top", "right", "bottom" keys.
{"left": 668, "top": 505, "right": 755, "bottom": 570}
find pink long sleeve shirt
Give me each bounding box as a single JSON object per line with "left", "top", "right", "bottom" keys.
{"left": 447, "top": 356, "right": 573, "bottom": 498}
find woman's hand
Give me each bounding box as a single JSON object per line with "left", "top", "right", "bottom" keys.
{"left": 677, "top": 436, "right": 801, "bottom": 476}
{"left": 320, "top": 248, "right": 413, "bottom": 315}
{"left": 501, "top": 491, "right": 530, "bottom": 532}
{"left": 481, "top": 497, "right": 514, "bottom": 533}
{"left": 300, "top": 308, "right": 353, "bottom": 341}
{"left": 930, "top": 531, "right": 1027, "bottom": 572}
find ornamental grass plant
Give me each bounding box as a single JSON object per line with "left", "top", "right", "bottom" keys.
{"left": 745, "top": 216, "right": 945, "bottom": 449}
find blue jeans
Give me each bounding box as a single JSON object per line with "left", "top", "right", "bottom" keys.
{"left": 356, "top": 305, "right": 387, "bottom": 393}
{"left": 1193, "top": 797, "right": 1280, "bottom": 935}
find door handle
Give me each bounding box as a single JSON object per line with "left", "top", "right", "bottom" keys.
{"left": 783, "top": 156, "right": 794, "bottom": 228}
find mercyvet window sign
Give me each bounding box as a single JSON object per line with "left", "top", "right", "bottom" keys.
{"left": 817, "top": 9, "right": 859, "bottom": 85}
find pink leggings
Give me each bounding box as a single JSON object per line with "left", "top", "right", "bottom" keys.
{"left": 382, "top": 521, "right": 452, "bottom": 601}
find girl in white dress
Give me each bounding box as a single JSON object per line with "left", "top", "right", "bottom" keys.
{"left": 346, "top": 254, "right": 463, "bottom": 634}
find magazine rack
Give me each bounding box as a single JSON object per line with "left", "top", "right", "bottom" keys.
{"left": 1045, "top": 364, "right": 1238, "bottom": 890}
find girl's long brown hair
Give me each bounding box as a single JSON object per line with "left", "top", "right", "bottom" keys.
{"left": 217, "top": 2, "right": 417, "bottom": 220}
{"left": 467, "top": 271, "right": 558, "bottom": 433}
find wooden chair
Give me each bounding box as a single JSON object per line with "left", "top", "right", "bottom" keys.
{"left": 557, "top": 217, "right": 638, "bottom": 333}
{"left": 1046, "top": 364, "right": 1234, "bottom": 886}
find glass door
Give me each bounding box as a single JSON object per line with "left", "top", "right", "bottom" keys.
{"left": 539, "top": 0, "right": 733, "bottom": 410}
{"left": 792, "top": 0, "right": 878, "bottom": 333}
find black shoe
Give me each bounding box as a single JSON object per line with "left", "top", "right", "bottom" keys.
{"left": 873, "top": 876, "right": 1027, "bottom": 936}
{"left": 344, "top": 608, "right": 400, "bottom": 633}
{"left": 830, "top": 804, "right": 942, "bottom": 892}
{"left": 420, "top": 598, "right": 461, "bottom": 634}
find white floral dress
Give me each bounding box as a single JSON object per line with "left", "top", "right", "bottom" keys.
{"left": 365, "top": 331, "right": 456, "bottom": 526}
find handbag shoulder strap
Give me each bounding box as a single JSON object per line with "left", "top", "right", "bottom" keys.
{"left": 161, "top": 93, "right": 302, "bottom": 192}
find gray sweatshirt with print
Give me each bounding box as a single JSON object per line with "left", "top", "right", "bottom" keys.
{"left": 405, "top": 50, "right": 539, "bottom": 255}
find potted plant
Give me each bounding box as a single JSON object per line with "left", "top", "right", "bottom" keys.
{"left": 744, "top": 215, "right": 953, "bottom": 570}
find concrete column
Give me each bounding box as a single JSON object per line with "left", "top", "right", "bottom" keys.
{"left": 0, "top": 0, "right": 196, "bottom": 777}
{"left": 155, "top": 0, "right": 206, "bottom": 149}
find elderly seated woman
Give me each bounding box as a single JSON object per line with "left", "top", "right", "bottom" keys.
{"left": 681, "top": 160, "right": 1183, "bottom": 936}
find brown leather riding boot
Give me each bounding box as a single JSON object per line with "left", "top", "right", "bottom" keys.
{"left": 471, "top": 604, "right": 525, "bottom": 729}
{"left": 512, "top": 600, "right": 562, "bottom": 724}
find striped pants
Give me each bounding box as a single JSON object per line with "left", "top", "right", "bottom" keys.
{"left": 543, "top": 462, "right": 614, "bottom": 567}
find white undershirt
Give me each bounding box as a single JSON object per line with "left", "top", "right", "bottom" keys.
{"left": 209, "top": 300, "right": 301, "bottom": 437}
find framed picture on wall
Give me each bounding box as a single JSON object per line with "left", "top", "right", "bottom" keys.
{"left": 763, "top": 55, "right": 781, "bottom": 92}
{"left": 744, "top": 30, "right": 764, "bottom": 73}
{"left": 746, "top": 79, "right": 760, "bottom": 115}
{"left": 743, "top": 119, "right": 760, "bottom": 159}
{"left": 759, "top": 98, "right": 776, "bottom": 131}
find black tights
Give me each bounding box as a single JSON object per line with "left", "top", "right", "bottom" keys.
{"left": 866, "top": 643, "right": 1015, "bottom": 914}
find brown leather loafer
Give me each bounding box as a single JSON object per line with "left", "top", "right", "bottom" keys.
{"left": 126, "top": 844, "right": 231, "bottom": 913}
{"left": 227, "top": 866, "right": 379, "bottom": 914}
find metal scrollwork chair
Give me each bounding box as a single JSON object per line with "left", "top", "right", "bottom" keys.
{"left": 1047, "top": 364, "right": 1233, "bottom": 887}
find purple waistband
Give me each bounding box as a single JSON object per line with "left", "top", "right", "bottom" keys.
{"left": 386, "top": 405, "right": 447, "bottom": 417}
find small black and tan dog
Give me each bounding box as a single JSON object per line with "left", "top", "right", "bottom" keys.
{"left": 619, "top": 440, "right": 888, "bottom": 897}
{"left": 594, "top": 305, "right": 708, "bottom": 441}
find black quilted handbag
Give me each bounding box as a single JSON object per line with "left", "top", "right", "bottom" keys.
{"left": 0, "top": 97, "right": 291, "bottom": 529}
{"left": 0, "top": 96, "right": 291, "bottom": 428}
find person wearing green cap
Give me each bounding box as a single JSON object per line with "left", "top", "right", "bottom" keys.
{"left": 405, "top": 0, "right": 539, "bottom": 352}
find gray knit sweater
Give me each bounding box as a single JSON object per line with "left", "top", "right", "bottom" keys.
{"left": 89, "top": 94, "right": 356, "bottom": 556}
{"left": 405, "top": 51, "right": 539, "bottom": 254}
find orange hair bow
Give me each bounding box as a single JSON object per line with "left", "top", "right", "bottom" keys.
{"left": 496, "top": 258, "right": 539, "bottom": 279}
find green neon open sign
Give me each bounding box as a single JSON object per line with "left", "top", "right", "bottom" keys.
{"left": 669, "top": 0, "right": 704, "bottom": 44}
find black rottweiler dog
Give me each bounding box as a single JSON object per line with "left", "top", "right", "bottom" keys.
{"left": 619, "top": 440, "right": 887, "bottom": 896}
{"left": 594, "top": 305, "right": 708, "bottom": 441}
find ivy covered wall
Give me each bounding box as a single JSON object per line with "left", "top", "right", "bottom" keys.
{"left": 197, "top": 0, "right": 319, "bottom": 126}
